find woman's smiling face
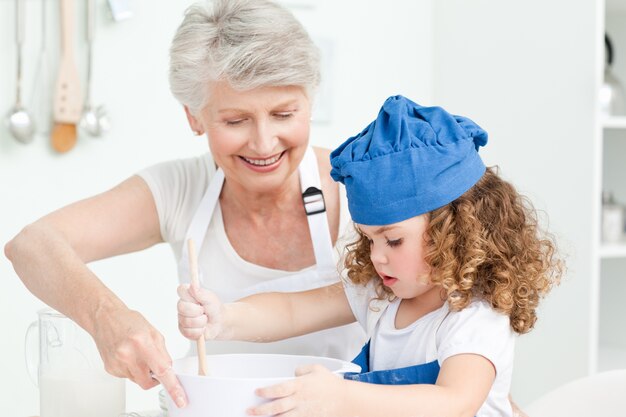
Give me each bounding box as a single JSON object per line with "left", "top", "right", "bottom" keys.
{"left": 358, "top": 214, "right": 434, "bottom": 300}
{"left": 193, "top": 81, "right": 311, "bottom": 194}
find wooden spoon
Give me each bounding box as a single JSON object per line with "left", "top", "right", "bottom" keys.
{"left": 51, "top": 0, "right": 82, "bottom": 153}
{"left": 187, "top": 239, "right": 209, "bottom": 376}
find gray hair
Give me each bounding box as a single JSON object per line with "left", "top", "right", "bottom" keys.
{"left": 169, "top": 0, "right": 321, "bottom": 113}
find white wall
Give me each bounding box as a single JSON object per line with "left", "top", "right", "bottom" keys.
{"left": 0, "top": 1, "right": 431, "bottom": 415}
{"left": 432, "top": 0, "right": 598, "bottom": 406}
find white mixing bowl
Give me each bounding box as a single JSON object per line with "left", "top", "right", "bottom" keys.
{"left": 165, "top": 353, "right": 361, "bottom": 417}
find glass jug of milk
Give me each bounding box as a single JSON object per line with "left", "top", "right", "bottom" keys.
{"left": 25, "top": 308, "right": 126, "bottom": 417}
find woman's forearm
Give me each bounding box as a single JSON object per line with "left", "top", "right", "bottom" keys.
{"left": 6, "top": 177, "right": 186, "bottom": 399}
{"left": 6, "top": 176, "right": 161, "bottom": 334}
{"left": 5, "top": 220, "right": 127, "bottom": 334}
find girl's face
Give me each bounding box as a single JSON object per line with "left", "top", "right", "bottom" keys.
{"left": 189, "top": 81, "right": 311, "bottom": 194}
{"left": 358, "top": 215, "right": 434, "bottom": 300}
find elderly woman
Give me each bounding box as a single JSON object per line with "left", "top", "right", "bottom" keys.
{"left": 4, "top": 0, "right": 365, "bottom": 408}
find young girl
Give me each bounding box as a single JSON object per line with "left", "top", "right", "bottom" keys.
{"left": 177, "top": 95, "right": 562, "bottom": 417}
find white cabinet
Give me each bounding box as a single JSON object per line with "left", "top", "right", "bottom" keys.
{"left": 598, "top": 2, "right": 626, "bottom": 372}
{"left": 597, "top": 0, "right": 626, "bottom": 373}
{"left": 598, "top": 121, "right": 626, "bottom": 371}
{"left": 598, "top": 104, "right": 626, "bottom": 368}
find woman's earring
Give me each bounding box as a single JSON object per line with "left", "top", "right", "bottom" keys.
{"left": 193, "top": 130, "right": 203, "bottom": 136}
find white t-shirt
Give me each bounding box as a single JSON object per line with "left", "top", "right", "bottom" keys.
{"left": 138, "top": 152, "right": 365, "bottom": 359}
{"left": 345, "top": 281, "right": 515, "bottom": 417}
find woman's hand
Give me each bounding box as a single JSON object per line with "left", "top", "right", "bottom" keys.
{"left": 248, "top": 364, "right": 347, "bottom": 417}
{"left": 177, "top": 283, "right": 226, "bottom": 340}
{"left": 92, "top": 307, "right": 187, "bottom": 408}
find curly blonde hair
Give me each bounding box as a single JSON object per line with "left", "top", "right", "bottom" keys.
{"left": 343, "top": 167, "right": 563, "bottom": 334}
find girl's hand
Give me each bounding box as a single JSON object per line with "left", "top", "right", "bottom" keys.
{"left": 248, "top": 364, "right": 347, "bottom": 417}
{"left": 177, "top": 284, "right": 225, "bottom": 340}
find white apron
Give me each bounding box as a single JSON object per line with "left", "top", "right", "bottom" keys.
{"left": 177, "top": 147, "right": 365, "bottom": 360}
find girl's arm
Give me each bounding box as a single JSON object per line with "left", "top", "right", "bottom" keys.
{"left": 251, "top": 353, "right": 496, "bottom": 417}
{"left": 345, "top": 354, "right": 495, "bottom": 417}
{"left": 178, "top": 281, "right": 356, "bottom": 342}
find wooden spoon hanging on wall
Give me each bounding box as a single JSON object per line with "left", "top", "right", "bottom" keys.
{"left": 51, "top": 0, "right": 82, "bottom": 153}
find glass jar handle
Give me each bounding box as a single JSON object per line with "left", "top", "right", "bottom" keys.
{"left": 24, "top": 320, "right": 39, "bottom": 386}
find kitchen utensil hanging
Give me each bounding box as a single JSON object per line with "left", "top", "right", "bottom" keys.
{"left": 51, "top": 0, "right": 82, "bottom": 153}
{"left": 80, "top": 0, "right": 110, "bottom": 138}
{"left": 29, "top": 0, "right": 51, "bottom": 136}
{"left": 5, "top": 0, "right": 36, "bottom": 144}
{"left": 600, "top": 34, "right": 626, "bottom": 117}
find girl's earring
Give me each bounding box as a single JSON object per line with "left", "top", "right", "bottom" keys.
{"left": 194, "top": 130, "right": 203, "bottom": 136}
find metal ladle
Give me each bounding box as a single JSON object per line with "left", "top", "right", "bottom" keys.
{"left": 6, "top": 0, "right": 36, "bottom": 144}
{"left": 29, "top": 0, "right": 51, "bottom": 136}
{"left": 79, "top": 0, "right": 109, "bottom": 138}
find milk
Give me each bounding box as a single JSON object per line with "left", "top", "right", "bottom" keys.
{"left": 40, "top": 372, "right": 125, "bottom": 417}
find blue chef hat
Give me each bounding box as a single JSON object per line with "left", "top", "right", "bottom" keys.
{"left": 330, "top": 95, "right": 488, "bottom": 226}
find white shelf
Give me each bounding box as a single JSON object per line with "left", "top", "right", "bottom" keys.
{"left": 602, "top": 117, "right": 626, "bottom": 129}
{"left": 599, "top": 345, "right": 626, "bottom": 371}
{"left": 600, "top": 241, "right": 626, "bottom": 258}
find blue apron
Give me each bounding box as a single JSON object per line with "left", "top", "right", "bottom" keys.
{"left": 344, "top": 341, "right": 477, "bottom": 417}
{"left": 344, "top": 341, "right": 440, "bottom": 385}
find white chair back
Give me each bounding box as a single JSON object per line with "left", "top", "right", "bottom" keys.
{"left": 525, "top": 369, "right": 626, "bottom": 416}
